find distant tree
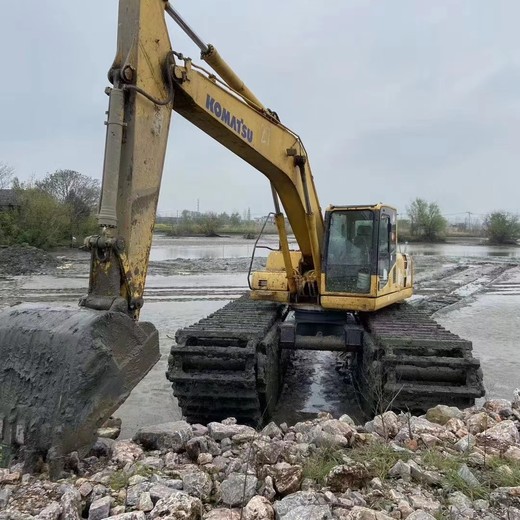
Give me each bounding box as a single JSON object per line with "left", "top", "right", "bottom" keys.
{"left": 36, "top": 170, "right": 99, "bottom": 207}
{"left": 230, "top": 212, "right": 242, "bottom": 227}
{"left": 0, "top": 162, "right": 14, "bottom": 189}
{"left": 16, "top": 189, "right": 69, "bottom": 248}
{"left": 198, "top": 212, "right": 220, "bottom": 237}
{"left": 483, "top": 211, "right": 520, "bottom": 245}
{"left": 407, "top": 198, "right": 447, "bottom": 242}
{"left": 179, "top": 209, "right": 190, "bottom": 221}
{"left": 218, "top": 212, "right": 230, "bottom": 225}
{"left": 36, "top": 170, "right": 100, "bottom": 240}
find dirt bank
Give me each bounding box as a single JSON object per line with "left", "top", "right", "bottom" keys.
{"left": 0, "top": 245, "right": 61, "bottom": 276}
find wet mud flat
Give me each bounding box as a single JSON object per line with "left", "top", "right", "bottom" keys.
{"left": 1, "top": 241, "right": 520, "bottom": 438}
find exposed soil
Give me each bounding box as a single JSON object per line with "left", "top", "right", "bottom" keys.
{"left": 0, "top": 245, "right": 61, "bottom": 276}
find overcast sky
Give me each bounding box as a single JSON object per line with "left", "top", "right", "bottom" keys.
{"left": 1, "top": 1, "right": 519, "bottom": 220}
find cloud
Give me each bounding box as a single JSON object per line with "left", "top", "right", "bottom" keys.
{"left": 1, "top": 0, "right": 519, "bottom": 217}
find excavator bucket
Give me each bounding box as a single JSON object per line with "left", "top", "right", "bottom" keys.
{"left": 0, "top": 304, "right": 159, "bottom": 474}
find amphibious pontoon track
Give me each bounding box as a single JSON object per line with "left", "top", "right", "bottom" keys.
{"left": 360, "top": 302, "right": 485, "bottom": 413}
{"left": 169, "top": 296, "right": 485, "bottom": 425}
{"left": 167, "top": 295, "right": 287, "bottom": 425}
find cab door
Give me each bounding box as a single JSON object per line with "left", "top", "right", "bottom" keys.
{"left": 377, "top": 207, "right": 397, "bottom": 290}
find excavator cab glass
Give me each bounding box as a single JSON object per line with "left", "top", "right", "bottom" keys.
{"left": 324, "top": 209, "right": 375, "bottom": 293}
{"left": 377, "top": 207, "right": 397, "bottom": 289}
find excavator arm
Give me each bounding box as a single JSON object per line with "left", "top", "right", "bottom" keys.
{"left": 85, "top": 0, "right": 174, "bottom": 316}
{"left": 170, "top": 58, "right": 324, "bottom": 268}
{"left": 90, "top": 0, "right": 326, "bottom": 313}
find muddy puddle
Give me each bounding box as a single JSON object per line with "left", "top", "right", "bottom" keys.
{"left": 1, "top": 235, "right": 520, "bottom": 438}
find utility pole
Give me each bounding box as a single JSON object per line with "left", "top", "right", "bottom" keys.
{"left": 197, "top": 198, "right": 200, "bottom": 213}
{"left": 466, "top": 211, "right": 472, "bottom": 232}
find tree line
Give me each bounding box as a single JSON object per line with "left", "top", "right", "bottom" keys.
{"left": 403, "top": 198, "right": 520, "bottom": 245}
{"left": 1, "top": 161, "right": 518, "bottom": 249}
{"left": 0, "top": 164, "right": 100, "bottom": 249}
{"left": 156, "top": 209, "right": 277, "bottom": 237}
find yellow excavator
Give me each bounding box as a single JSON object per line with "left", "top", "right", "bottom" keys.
{"left": 0, "top": 0, "right": 484, "bottom": 474}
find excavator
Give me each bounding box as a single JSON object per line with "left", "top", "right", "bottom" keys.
{"left": 0, "top": 0, "right": 484, "bottom": 473}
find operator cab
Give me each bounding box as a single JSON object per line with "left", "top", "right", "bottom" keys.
{"left": 323, "top": 204, "right": 398, "bottom": 296}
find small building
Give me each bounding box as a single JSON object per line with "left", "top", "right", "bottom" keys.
{"left": 0, "top": 189, "right": 20, "bottom": 211}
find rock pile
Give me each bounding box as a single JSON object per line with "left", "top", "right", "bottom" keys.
{"left": 2, "top": 396, "right": 520, "bottom": 519}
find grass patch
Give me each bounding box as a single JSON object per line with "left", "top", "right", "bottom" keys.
{"left": 134, "top": 463, "right": 154, "bottom": 479}
{"left": 442, "top": 469, "right": 489, "bottom": 501}
{"left": 482, "top": 457, "right": 520, "bottom": 488}
{"left": 109, "top": 470, "right": 130, "bottom": 491}
{"left": 109, "top": 464, "right": 154, "bottom": 491}
{"left": 302, "top": 445, "right": 346, "bottom": 485}
{"left": 154, "top": 223, "right": 173, "bottom": 233}
{"left": 421, "top": 450, "right": 466, "bottom": 472}
{"left": 419, "top": 450, "right": 520, "bottom": 500}
{"left": 350, "top": 441, "right": 411, "bottom": 480}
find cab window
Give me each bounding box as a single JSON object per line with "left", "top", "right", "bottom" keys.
{"left": 325, "top": 210, "right": 374, "bottom": 294}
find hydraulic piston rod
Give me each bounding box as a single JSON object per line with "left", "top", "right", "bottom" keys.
{"left": 165, "top": 3, "right": 208, "bottom": 53}
{"left": 165, "top": 2, "right": 264, "bottom": 109}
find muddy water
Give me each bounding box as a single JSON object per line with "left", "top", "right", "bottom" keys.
{"left": 435, "top": 266, "right": 520, "bottom": 402}
{"left": 151, "top": 234, "right": 520, "bottom": 261}
{"left": 2, "top": 235, "right": 519, "bottom": 438}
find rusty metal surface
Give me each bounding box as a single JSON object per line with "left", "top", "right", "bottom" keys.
{"left": 0, "top": 304, "right": 159, "bottom": 474}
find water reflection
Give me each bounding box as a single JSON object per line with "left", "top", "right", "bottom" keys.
{"left": 405, "top": 242, "right": 520, "bottom": 258}
{"left": 151, "top": 234, "right": 520, "bottom": 262}
{"left": 150, "top": 235, "right": 291, "bottom": 261}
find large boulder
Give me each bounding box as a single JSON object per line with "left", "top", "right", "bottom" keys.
{"left": 181, "top": 470, "right": 212, "bottom": 502}
{"left": 207, "top": 422, "right": 256, "bottom": 441}
{"left": 88, "top": 496, "right": 112, "bottom": 520}
{"left": 320, "top": 419, "right": 356, "bottom": 439}
{"left": 394, "top": 417, "right": 455, "bottom": 444}
{"left": 265, "top": 462, "right": 303, "bottom": 496}
{"left": 243, "top": 495, "right": 275, "bottom": 520}
{"left": 505, "top": 446, "right": 520, "bottom": 463}
{"left": 105, "top": 514, "right": 146, "bottom": 520}
{"left": 261, "top": 422, "right": 283, "bottom": 438}
{"left": 326, "top": 462, "right": 373, "bottom": 492}
{"left": 484, "top": 399, "right": 513, "bottom": 417}
{"left": 404, "top": 513, "right": 437, "bottom": 520}
{"left": 220, "top": 473, "right": 258, "bottom": 507}
{"left": 203, "top": 510, "right": 241, "bottom": 520}
{"left": 476, "top": 420, "right": 520, "bottom": 451}
{"left": 344, "top": 507, "right": 394, "bottom": 519}
{"left": 111, "top": 441, "right": 144, "bottom": 466}
{"left": 425, "top": 405, "right": 463, "bottom": 425}
{"left": 150, "top": 493, "right": 202, "bottom": 519}
{"left": 281, "top": 505, "right": 332, "bottom": 519}
{"left": 466, "top": 412, "right": 497, "bottom": 435}
{"left": 372, "top": 412, "right": 400, "bottom": 438}
{"left": 254, "top": 440, "right": 285, "bottom": 465}
{"left": 490, "top": 487, "right": 520, "bottom": 508}
{"left": 274, "top": 491, "right": 326, "bottom": 517}
{"left": 133, "top": 422, "right": 193, "bottom": 452}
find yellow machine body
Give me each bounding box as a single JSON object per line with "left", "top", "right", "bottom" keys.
{"left": 251, "top": 204, "right": 413, "bottom": 310}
